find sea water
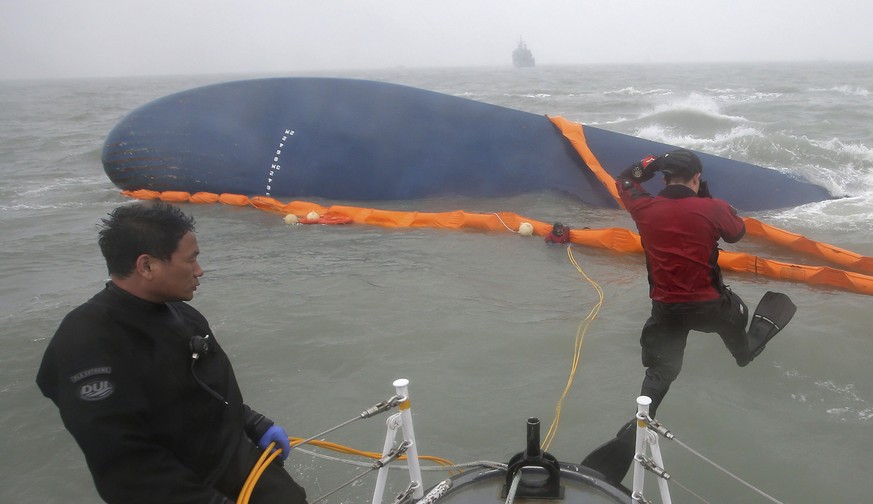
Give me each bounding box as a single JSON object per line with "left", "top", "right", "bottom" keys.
{"left": 1, "top": 63, "right": 872, "bottom": 503}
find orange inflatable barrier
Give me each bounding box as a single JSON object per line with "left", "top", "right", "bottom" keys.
{"left": 742, "top": 217, "right": 873, "bottom": 275}
{"left": 121, "top": 189, "right": 873, "bottom": 296}
{"left": 548, "top": 116, "right": 622, "bottom": 206}
{"left": 719, "top": 251, "right": 873, "bottom": 296}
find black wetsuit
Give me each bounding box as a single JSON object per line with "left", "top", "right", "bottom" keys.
{"left": 36, "top": 283, "right": 307, "bottom": 504}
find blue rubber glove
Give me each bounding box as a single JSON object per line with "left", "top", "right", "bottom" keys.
{"left": 258, "top": 425, "right": 291, "bottom": 460}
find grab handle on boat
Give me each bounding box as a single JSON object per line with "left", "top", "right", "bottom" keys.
{"left": 502, "top": 418, "right": 563, "bottom": 500}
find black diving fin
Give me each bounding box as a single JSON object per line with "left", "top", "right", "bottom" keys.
{"left": 579, "top": 419, "right": 635, "bottom": 486}
{"left": 739, "top": 291, "right": 797, "bottom": 366}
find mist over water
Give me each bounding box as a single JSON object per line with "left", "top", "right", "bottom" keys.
{"left": 2, "top": 62, "right": 871, "bottom": 503}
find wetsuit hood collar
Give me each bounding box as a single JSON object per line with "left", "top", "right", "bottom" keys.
{"left": 658, "top": 184, "right": 697, "bottom": 199}
{"left": 105, "top": 281, "right": 167, "bottom": 312}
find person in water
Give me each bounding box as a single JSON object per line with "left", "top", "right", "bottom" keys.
{"left": 544, "top": 222, "right": 571, "bottom": 244}
{"left": 36, "top": 202, "right": 307, "bottom": 504}
{"left": 581, "top": 149, "right": 795, "bottom": 484}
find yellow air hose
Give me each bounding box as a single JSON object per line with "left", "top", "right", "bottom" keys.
{"left": 542, "top": 246, "right": 604, "bottom": 452}
{"left": 238, "top": 438, "right": 456, "bottom": 503}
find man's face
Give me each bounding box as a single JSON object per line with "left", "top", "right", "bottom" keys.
{"left": 147, "top": 231, "right": 203, "bottom": 302}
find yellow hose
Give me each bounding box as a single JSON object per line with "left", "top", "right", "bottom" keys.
{"left": 237, "top": 442, "right": 281, "bottom": 503}
{"left": 238, "top": 438, "right": 457, "bottom": 503}
{"left": 541, "top": 246, "right": 604, "bottom": 451}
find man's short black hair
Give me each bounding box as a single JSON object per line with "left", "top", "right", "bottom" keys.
{"left": 98, "top": 202, "right": 196, "bottom": 277}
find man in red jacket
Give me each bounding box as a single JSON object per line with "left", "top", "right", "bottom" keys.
{"left": 544, "top": 222, "right": 571, "bottom": 244}
{"left": 617, "top": 149, "right": 749, "bottom": 416}
{"left": 581, "top": 149, "right": 795, "bottom": 485}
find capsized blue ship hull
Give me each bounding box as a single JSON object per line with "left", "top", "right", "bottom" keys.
{"left": 102, "top": 78, "right": 832, "bottom": 211}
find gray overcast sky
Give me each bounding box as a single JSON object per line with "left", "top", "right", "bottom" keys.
{"left": 2, "top": 0, "right": 872, "bottom": 80}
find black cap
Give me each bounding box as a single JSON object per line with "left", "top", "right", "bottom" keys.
{"left": 658, "top": 149, "right": 702, "bottom": 179}
{"left": 552, "top": 222, "right": 564, "bottom": 235}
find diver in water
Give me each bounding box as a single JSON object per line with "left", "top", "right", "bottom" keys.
{"left": 544, "top": 222, "right": 571, "bottom": 244}
{"left": 580, "top": 149, "right": 796, "bottom": 485}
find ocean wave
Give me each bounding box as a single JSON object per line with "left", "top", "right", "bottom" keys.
{"left": 619, "top": 92, "right": 750, "bottom": 139}
{"left": 649, "top": 92, "right": 748, "bottom": 122}
{"left": 640, "top": 124, "right": 873, "bottom": 202}
{"left": 632, "top": 121, "right": 873, "bottom": 222}
{"left": 771, "top": 195, "right": 873, "bottom": 234}
{"left": 0, "top": 200, "right": 117, "bottom": 212}
{"left": 603, "top": 86, "right": 673, "bottom": 97}
{"left": 9, "top": 175, "right": 111, "bottom": 199}
{"left": 632, "top": 124, "right": 764, "bottom": 157}
{"left": 809, "top": 85, "right": 870, "bottom": 97}
{"left": 809, "top": 137, "right": 873, "bottom": 163}
{"left": 775, "top": 362, "right": 873, "bottom": 423}
{"left": 766, "top": 134, "right": 873, "bottom": 197}
{"left": 585, "top": 116, "right": 632, "bottom": 126}
{"left": 705, "top": 87, "right": 748, "bottom": 94}
{"left": 705, "top": 89, "right": 783, "bottom": 103}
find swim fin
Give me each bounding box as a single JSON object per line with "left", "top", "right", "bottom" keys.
{"left": 580, "top": 419, "right": 635, "bottom": 486}
{"left": 738, "top": 291, "right": 796, "bottom": 366}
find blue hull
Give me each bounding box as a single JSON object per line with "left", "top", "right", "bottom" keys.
{"left": 102, "top": 78, "right": 832, "bottom": 211}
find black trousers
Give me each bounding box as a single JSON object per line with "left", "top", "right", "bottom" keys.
{"left": 639, "top": 290, "right": 748, "bottom": 418}
{"left": 214, "top": 433, "right": 308, "bottom": 504}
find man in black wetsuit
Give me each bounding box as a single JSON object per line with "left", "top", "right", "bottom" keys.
{"left": 36, "top": 202, "right": 307, "bottom": 504}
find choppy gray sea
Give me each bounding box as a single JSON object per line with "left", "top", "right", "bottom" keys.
{"left": 2, "top": 62, "right": 872, "bottom": 503}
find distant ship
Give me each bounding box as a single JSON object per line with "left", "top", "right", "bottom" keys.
{"left": 512, "top": 38, "right": 535, "bottom": 68}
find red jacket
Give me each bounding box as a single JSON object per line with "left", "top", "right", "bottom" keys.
{"left": 544, "top": 226, "right": 571, "bottom": 244}
{"left": 617, "top": 179, "right": 745, "bottom": 303}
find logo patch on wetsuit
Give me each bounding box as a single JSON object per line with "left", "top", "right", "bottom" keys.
{"left": 69, "top": 367, "right": 112, "bottom": 383}
{"left": 78, "top": 378, "right": 114, "bottom": 401}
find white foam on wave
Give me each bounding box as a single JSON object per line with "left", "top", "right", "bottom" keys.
{"left": 705, "top": 87, "right": 748, "bottom": 94}
{"left": 775, "top": 362, "right": 873, "bottom": 422}
{"left": 705, "top": 87, "right": 783, "bottom": 103}
{"left": 761, "top": 133, "right": 873, "bottom": 231}
{"left": 809, "top": 85, "right": 870, "bottom": 97}
{"left": 773, "top": 195, "right": 873, "bottom": 232}
{"left": 779, "top": 135, "right": 873, "bottom": 197}
{"left": 604, "top": 86, "right": 673, "bottom": 97}
{"left": 0, "top": 200, "right": 116, "bottom": 212}
{"left": 633, "top": 124, "right": 764, "bottom": 156}
{"left": 809, "top": 137, "right": 873, "bottom": 164}
{"left": 14, "top": 175, "right": 109, "bottom": 198}
{"left": 502, "top": 92, "right": 553, "bottom": 100}
{"left": 632, "top": 112, "right": 873, "bottom": 231}
{"left": 586, "top": 116, "right": 632, "bottom": 126}
{"left": 648, "top": 92, "right": 749, "bottom": 123}
{"left": 2, "top": 175, "right": 117, "bottom": 213}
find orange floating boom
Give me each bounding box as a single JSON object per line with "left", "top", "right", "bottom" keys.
{"left": 122, "top": 189, "right": 873, "bottom": 296}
